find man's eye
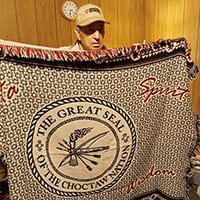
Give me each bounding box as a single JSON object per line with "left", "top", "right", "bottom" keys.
{"left": 88, "top": 29, "right": 95, "bottom": 34}
{"left": 99, "top": 28, "right": 104, "bottom": 34}
{"left": 83, "top": 27, "right": 104, "bottom": 35}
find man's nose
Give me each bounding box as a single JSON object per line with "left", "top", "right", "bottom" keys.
{"left": 93, "top": 30, "right": 101, "bottom": 39}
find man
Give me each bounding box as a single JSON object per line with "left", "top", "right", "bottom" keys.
{"left": 61, "top": 3, "right": 109, "bottom": 51}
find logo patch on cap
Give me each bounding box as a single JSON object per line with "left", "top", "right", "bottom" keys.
{"left": 84, "top": 7, "right": 101, "bottom": 14}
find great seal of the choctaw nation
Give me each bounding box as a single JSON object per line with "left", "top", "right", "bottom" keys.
{"left": 27, "top": 97, "right": 136, "bottom": 196}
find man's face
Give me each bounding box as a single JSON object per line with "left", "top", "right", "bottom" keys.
{"left": 75, "top": 21, "right": 105, "bottom": 50}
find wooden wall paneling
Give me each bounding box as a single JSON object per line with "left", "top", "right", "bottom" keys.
{"left": 75, "top": 0, "right": 92, "bottom": 8}
{"left": 170, "top": 0, "right": 200, "bottom": 116}
{"left": 144, "top": 0, "right": 185, "bottom": 41}
{"left": 69, "top": 16, "right": 76, "bottom": 46}
{"left": 194, "top": 2, "right": 200, "bottom": 68}
{"left": 88, "top": 0, "right": 99, "bottom": 6}
{"left": 196, "top": 9, "right": 200, "bottom": 68}
{"left": 15, "top": 0, "right": 39, "bottom": 45}
{"left": 182, "top": 0, "right": 200, "bottom": 66}
{"left": 153, "top": 0, "right": 168, "bottom": 40}
{"left": 35, "top": 0, "right": 58, "bottom": 47}
{"left": 55, "top": 0, "right": 73, "bottom": 47}
{"left": 193, "top": 12, "right": 200, "bottom": 114}
{"left": 0, "top": 0, "right": 19, "bottom": 42}
{"left": 190, "top": 3, "right": 200, "bottom": 115}
{"left": 144, "top": 0, "right": 158, "bottom": 42}
{"left": 130, "top": 0, "right": 145, "bottom": 44}
{"left": 165, "top": 0, "right": 184, "bottom": 38}
{"left": 100, "top": 0, "right": 118, "bottom": 48}
{"left": 144, "top": 0, "right": 171, "bottom": 42}
{"left": 117, "top": 0, "right": 131, "bottom": 47}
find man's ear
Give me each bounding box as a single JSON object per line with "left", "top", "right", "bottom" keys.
{"left": 74, "top": 27, "right": 81, "bottom": 40}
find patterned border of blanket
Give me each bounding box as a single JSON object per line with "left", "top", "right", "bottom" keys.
{"left": 0, "top": 37, "right": 198, "bottom": 200}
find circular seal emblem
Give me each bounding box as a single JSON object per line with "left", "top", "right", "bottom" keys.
{"left": 27, "top": 97, "right": 136, "bottom": 196}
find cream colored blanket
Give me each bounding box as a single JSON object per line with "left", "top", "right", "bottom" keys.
{"left": 0, "top": 38, "right": 198, "bottom": 200}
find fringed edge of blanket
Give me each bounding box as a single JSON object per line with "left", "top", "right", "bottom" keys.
{"left": 0, "top": 37, "right": 193, "bottom": 65}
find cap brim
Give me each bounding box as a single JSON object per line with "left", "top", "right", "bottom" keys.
{"left": 77, "top": 17, "right": 110, "bottom": 27}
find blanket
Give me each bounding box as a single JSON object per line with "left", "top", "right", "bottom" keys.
{"left": 0, "top": 38, "right": 198, "bottom": 200}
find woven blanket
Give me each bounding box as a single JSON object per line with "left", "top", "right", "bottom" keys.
{"left": 0, "top": 38, "right": 198, "bottom": 200}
